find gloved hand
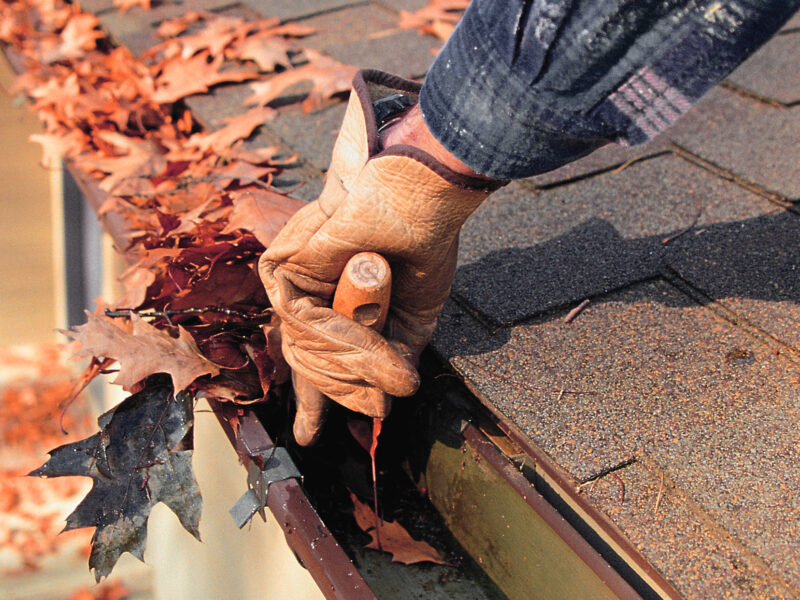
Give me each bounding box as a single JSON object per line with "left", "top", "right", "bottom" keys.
{"left": 259, "top": 70, "right": 502, "bottom": 445}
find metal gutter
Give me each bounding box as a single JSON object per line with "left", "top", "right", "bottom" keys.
{"left": 464, "top": 383, "right": 683, "bottom": 600}
{"left": 461, "top": 423, "right": 643, "bottom": 600}
{"left": 210, "top": 401, "right": 377, "bottom": 600}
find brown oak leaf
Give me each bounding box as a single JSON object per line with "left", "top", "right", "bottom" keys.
{"left": 398, "top": 0, "right": 468, "bottom": 34}
{"left": 29, "top": 130, "right": 87, "bottom": 167}
{"left": 350, "top": 493, "right": 448, "bottom": 565}
{"left": 64, "top": 312, "right": 220, "bottom": 392}
{"left": 113, "top": 0, "right": 150, "bottom": 13}
{"left": 78, "top": 131, "right": 167, "bottom": 194}
{"left": 210, "top": 161, "right": 273, "bottom": 189}
{"left": 221, "top": 189, "right": 305, "bottom": 247}
{"left": 244, "top": 50, "right": 357, "bottom": 112}
{"left": 152, "top": 51, "right": 258, "bottom": 104}
{"left": 185, "top": 106, "right": 275, "bottom": 154}
{"left": 173, "top": 16, "right": 247, "bottom": 60}
{"left": 230, "top": 32, "right": 292, "bottom": 73}
{"left": 41, "top": 13, "right": 104, "bottom": 64}
{"left": 155, "top": 11, "right": 210, "bottom": 39}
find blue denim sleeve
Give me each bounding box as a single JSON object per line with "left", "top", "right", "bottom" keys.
{"left": 419, "top": 0, "right": 800, "bottom": 179}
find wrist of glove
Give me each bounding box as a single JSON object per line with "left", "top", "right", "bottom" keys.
{"left": 259, "top": 69, "right": 503, "bottom": 445}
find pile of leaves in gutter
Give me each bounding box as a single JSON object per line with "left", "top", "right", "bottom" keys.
{"left": 1, "top": 0, "right": 449, "bottom": 581}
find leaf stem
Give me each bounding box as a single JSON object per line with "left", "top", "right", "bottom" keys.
{"left": 105, "top": 306, "right": 272, "bottom": 321}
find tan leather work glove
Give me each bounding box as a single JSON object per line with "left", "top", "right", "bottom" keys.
{"left": 259, "top": 70, "right": 502, "bottom": 445}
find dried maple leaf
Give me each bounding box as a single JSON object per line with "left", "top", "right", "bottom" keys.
{"left": 350, "top": 493, "right": 448, "bottom": 565}
{"left": 221, "top": 188, "right": 305, "bottom": 247}
{"left": 152, "top": 51, "right": 258, "bottom": 104}
{"left": 113, "top": 0, "right": 150, "bottom": 13}
{"left": 185, "top": 106, "right": 275, "bottom": 154}
{"left": 31, "top": 380, "right": 201, "bottom": 582}
{"left": 64, "top": 311, "right": 220, "bottom": 392}
{"left": 244, "top": 50, "right": 357, "bottom": 112}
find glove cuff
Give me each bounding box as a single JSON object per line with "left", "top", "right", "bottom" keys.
{"left": 332, "top": 70, "right": 505, "bottom": 196}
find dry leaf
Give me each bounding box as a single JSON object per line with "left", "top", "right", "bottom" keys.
{"left": 185, "top": 106, "right": 274, "bottom": 154}
{"left": 64, "top": 312, "right": 220, "bottom": 392}
{"left": 398, "top": 0, "right": 467, "bottom": 41}
{"left": 420, "top": 20, "right": 455, "bottom": 42}
{"left": 152, "top": 51, "right": 258, "bottom": 104}
{"left": 223, "top": 144, "right": 281, "bottom": 164}
{"left": 78, "top": 131, "right": 167, "bottom": 193}
{"left": 222, "top": 189, "right": 305, "bottom": 246}
{"left": 232, "top": 32, "right": 291, "bottom": 72}
{"left": 28, "top": 130, "right": 86, "bottom": 167}
{"left": 113, "top": 0, "right": 150, "bottom": 13}
{"left": 245, "top": 50, "right": 357, "bottom": 112}
{"left": 115, "top": 266, "right": 156, "bottom": 309}
{"left": 155, "top": 11, "right": 209, "bottom": 39}
{"left": 41, "top": 13, "right": 103, "bottom": 64}
{"left": 210, "top": 161, "right": 272, "bottom": 189}
{"left": 350, "top": 493, "right": 448, "bottom": 565}
{"left": 173, "top": 16, "right": 246, "bottom": 60}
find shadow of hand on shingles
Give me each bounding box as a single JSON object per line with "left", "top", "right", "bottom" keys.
{"left": 451, "top": 210, "right": 800, "bottom": 331}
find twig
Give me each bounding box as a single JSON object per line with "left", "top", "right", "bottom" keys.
{"left": 105, "top": 306, "right": 272, "bottom": 321}
{"left": 114, "top": 173, "right": 275, "bottom": 197}
{"left": 661, "top": 204, "right": 704, "bottom": 245}
{"left": 556, "top": 384, "right": 565, "bottom": 402}
{"left": 610, "top": 471, "right": 626, "bottom": 505}
{"left": 611, "top": 155, "right": 648, "bottom": 174}
{"left": 563, "top": 299, "right": 590, "bottom": 324}
{"left": 653, "top": 472, "right": 665, "bottom": 513}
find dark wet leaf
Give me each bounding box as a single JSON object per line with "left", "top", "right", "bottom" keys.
{"left": 30, "top": 377, "right": 201, "bottom": 581}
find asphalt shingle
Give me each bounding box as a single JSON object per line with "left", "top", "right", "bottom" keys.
{"left": 75, "top": 0, "right": 115, "bottom": 15}
{"left": 586, "top": 461, "right": 794, "bottom": 600}
{"left": 265, "top": 103, "right": 346, "bottom": 172}
{"left": 725, "top": 32, "right": 800, "bottom": 106}
{"left": 667, "top": 87, "right": 800, "bottom": 201}
{"left": 185, "top": 83, "right": 325, "bottom": 201}
{"left": 298, "top": 3, "right": 438, "bottom": 77}
{"left": 667, "top": 208, "right": 800, "bottom": 350}
{"left": 454, "top": 154, "right": 778, "bottom": 326}
{"left": 98, "top": 11, "right": 161, "bottom": 56}
{"left": 781, "top": 8, "right": 800, "bottom": 31}
{"left": 528, "top": 140, "right": 669, "bottom": 188}
{"left": 241, "top": 0, "right": 366, "bottom": 22}
{"left": 434, "top": 278, "right": 800, "bottom": 592}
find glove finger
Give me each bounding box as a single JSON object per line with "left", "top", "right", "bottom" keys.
{"left": 384, "top": 303, "right": 442, "bottom": 361}
{"left": 291, "top": 372, "right": 330, "bottom": 446}
{"left": 285, "top": 342, "right": 395, "bottom": 416}
{"left": 272, "top": 267, "right": 419, "bottom": 394}
{"left": 262, "top": 171, "right": 349, "bottom": 265}
{"left": 281, "top": 313, "right": 419, "bottom": 394}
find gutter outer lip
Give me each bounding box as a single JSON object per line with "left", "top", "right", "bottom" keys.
{"left": 461, "top": 423, "right": 644, "bottom": 600}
